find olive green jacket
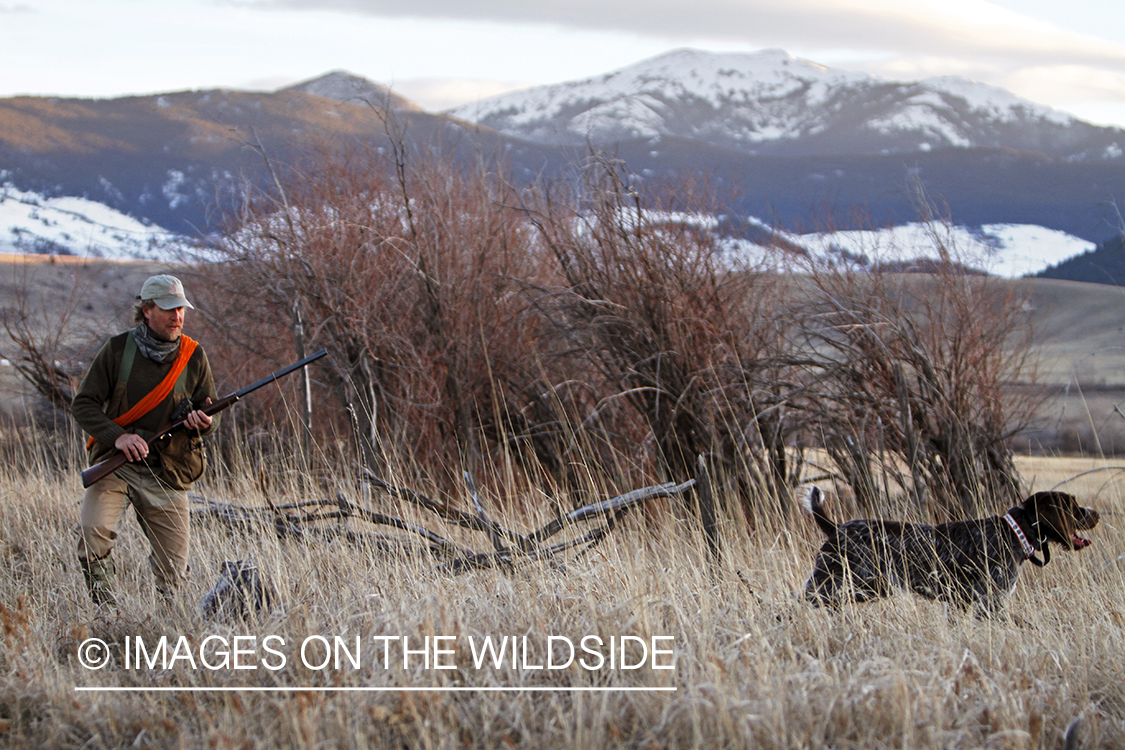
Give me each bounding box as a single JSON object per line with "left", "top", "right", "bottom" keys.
{"left": 72, "top": 330, "right": 219, "bottom": 487}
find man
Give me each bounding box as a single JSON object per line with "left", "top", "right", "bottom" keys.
{"left": 72, "top": 274, "right": 219, "bottom": 607}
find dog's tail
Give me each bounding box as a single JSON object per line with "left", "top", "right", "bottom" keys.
{"left": 798, "top": 485, "right": 836, "bottom": 537}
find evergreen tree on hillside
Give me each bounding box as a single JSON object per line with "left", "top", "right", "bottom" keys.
{"left": 1037, "top": 234, "right": 1125, "bottom": 285}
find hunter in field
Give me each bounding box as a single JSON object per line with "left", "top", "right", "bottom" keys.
{"left": 71, "top": 274, "right": 218, "bottom": 607}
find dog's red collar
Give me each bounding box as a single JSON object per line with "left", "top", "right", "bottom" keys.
{"left": 1003, "top": 512, "right": 1036, "bottom": 558}
{"left": 1004, "top": 512, "right": 1048, "bottom": 566}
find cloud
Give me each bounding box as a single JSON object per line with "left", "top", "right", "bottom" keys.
{"left": 391, "top": 77, "right": 531, "bottom": 111}
{"left": 234, "top": 0, "right": 1125, "bottom": 123}
{"left": 1003, "top": 65, "right": 1125, "bottom": 106}
{"left": 240, "top": 74, "right": 303, "bottom": 91}
{"left": 241, "top": 0, "right": 1125, "bottom": 73}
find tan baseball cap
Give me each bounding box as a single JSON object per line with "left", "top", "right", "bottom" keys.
{"left": 138, "top": 274, "right": 194, "bottom": 310}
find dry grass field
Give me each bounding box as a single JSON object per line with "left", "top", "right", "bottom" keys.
{"left": 2, "top": 258, "right": 1125, "bottom": 748}
{"left": 0, "top": 445, "right": 1122, "bottom": 749}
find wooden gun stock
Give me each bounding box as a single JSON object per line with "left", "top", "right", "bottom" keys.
{"left": 80, "top": 395, "right": 238, "bottom": 488}
{"left": 80, "top": 348, "right": 327, "bottom": 489}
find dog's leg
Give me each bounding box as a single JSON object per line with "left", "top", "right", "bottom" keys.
{"left": 804, "top": 558, "right": 843, "bottom": 607}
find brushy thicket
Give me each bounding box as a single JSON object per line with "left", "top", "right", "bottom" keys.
{"left": 1, "top": 136, "right": 1123, "bottom": 750}
{"left": 175, "top": 139, "right": 1041, "bottom": 523}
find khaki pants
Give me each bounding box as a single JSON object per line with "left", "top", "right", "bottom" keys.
{"left": 76, "top": 462, "right": 190, "bottom": 593}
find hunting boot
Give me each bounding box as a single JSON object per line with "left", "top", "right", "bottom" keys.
{"left": 80, "top": 556, "right": 117, "bottom": 608}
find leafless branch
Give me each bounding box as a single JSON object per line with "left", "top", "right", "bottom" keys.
{"left": 192, "top": 473, "right": 697, "bottom": 575}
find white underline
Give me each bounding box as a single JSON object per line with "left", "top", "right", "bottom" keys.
{"left": 75, "top": 686, "right": 676, "bottom": 693}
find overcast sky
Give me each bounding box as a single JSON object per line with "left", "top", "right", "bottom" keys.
{"left": 3, "top": 0, "right": 1125, "bottom": 127}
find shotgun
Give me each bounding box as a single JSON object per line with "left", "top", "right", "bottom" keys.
{"left": 81, "top": 348, "right": 328, "bottom": 488}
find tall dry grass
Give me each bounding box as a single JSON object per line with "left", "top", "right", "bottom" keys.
{"left": 0, "top": 434, "right": 1122, "bottom": 749}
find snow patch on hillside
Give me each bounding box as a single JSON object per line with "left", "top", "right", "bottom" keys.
{"left": 794, "top": 222, "right": 1095, "bottom": 277}
{"left": 577, "top": 210, "right": 1093, "bottom": 278}
{"left": 0, "top": 184, "right": 192, "bottom": 261}
{"left": 571, "top": 97, "right": 667, "bottom": 140}
{"left": 919, "top": 76, "right": 1067, "bottom": 125}
{"left": 0, "top": 184, "right": 1096, "bottom": 278}
{"left": 868, "top": 105, "right": 973, "bottom": 147}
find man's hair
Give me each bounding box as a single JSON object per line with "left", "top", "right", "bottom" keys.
{"left": 134, "top": 299, "right": 156, "bottom": 324}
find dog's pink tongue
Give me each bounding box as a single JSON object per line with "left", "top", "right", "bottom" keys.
{"left": 1073, "top": 534, "right": 1091, "bottom": 549}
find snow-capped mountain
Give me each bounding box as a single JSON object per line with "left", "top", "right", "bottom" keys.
{"left": 2, "top": 50, "right": 1123, "bottom": 270}
{"left": 450, "top": 49, "right": 1125, "bottom": 159}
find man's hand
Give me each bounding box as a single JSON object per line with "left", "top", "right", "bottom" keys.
{"left": 115, "top": 433, "right": 149, "bottom": 462}
{"left": 184, "top": 397, "right": 213, "bottom": 431}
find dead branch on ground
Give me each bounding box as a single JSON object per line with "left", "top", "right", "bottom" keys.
{"left": 192, "top": 472, "right": 697, "bottom": 575}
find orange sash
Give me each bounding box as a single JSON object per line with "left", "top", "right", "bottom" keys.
{"left": 85, "top": 335, "right": 198, "bottom": 450}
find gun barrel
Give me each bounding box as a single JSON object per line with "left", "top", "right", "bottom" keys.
{"left": 79, "top": 349, "right": 328, "bottom": 488}
{"left": 232, "top": 349, "right": 328, "bottom": 399}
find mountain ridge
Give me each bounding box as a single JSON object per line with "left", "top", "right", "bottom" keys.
{"left": 280, "top": 70, "right": 423, "bottom": 112}
{"left": 449, "top": 48, "right": 1124, "bottom": 159}
{"left": 1, "top": 47, "right": 1123, "bottom": 254}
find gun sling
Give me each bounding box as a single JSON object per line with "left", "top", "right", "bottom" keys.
{"left": 85, "top": 332, "right": 199, "bottom": 450}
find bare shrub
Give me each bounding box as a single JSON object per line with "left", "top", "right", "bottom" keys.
{"left": 793, "top": 220, "right": 1041, "bottom": 518}
{"left": 198, "top": 140, "right": 1043, "bottom": 523}
{"left": 201, "top": 136, "right": 554, "bottom": 491}
{"left": 0, "top": 259, "right": 135, "bottom": 469}
{"left": 522, "top": 155, "right": 800, "bottom": 518}
{"left": 197, "top": 141, "right": 809, "bottom": 520}
{"left": 0, "top": 263, "right": 87, "bottom": 411}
